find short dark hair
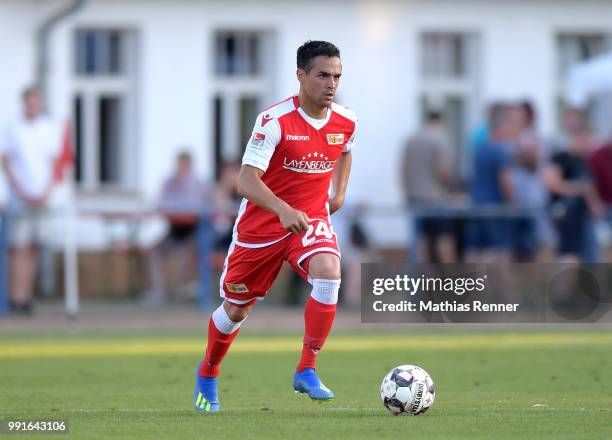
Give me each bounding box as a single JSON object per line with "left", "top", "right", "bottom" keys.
{"left": 297, "top": 40, "right": 340, "bottom": 72}
{"left": 22, "top": 84, "right": 41, "bottom": 101}
{"left": 426, "top": 111, "right": 443, "bottom": 123}
{"left": 487, "top": 102, "right": 508, "bottom": 128}
{"left": 177, "top": 150, "right": 192, "bottom": 163}
{"left": 519, "top": 100, "right": 536, "bottom": 126}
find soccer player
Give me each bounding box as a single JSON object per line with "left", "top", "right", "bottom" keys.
{"left": 194, "top": 40, "right": 358, "bottom": 413}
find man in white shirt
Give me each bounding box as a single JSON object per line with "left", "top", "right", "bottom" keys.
{"left": 1, "top": 85, "right": 63, "bottom": 315}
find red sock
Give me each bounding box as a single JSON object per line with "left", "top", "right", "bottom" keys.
{"left": 199, "top": 317, "right": 240, "bottom": 377}
{"left": 297, "top": 296, "right": 337, "bottom": 371}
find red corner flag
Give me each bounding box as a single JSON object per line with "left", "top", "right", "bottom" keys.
{"left": 54, "top": 120, "right": 75, "bottom": 183}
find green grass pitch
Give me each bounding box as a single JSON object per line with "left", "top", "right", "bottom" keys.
{"left": 1, "top": 331, "right": 611, "bottom": 439}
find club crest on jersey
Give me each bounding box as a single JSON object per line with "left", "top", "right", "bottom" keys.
{"left": 225, "top": 282, "right": 249, "bottom": 294}
{"left": 250, "top": 132, "right": 266, "bottom": 148}
{"left": 326, "top": 133, "right": 344, "bottom": 145}
{"left": 261, "top": 113, "right": 273, "bottom": 127}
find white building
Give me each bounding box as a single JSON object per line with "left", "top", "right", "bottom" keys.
{"left": 1, "top": 0, "right": 611, "bottom": 246}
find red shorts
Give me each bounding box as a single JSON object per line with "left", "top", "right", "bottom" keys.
{"left": 220, "top": 219, "right": 341, "bottom": 305}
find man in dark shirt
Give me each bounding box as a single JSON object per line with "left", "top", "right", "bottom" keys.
{"left": 545, "top": 130, "right": 600, "bottom": 261}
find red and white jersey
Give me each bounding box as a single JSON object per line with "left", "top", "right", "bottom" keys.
{"left": 236, "top": 95, "right": 358, "bottom": 245}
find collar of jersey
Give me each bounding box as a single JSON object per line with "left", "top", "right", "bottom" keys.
{"left": 295, "top": 101, "right": 331, "bottom": 130}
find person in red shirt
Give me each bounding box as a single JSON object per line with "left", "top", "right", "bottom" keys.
{"left": 193, "top": 41, "right": 357, "bottom": 413}
{"left": 589, "top": 142, "right": 612, "bottom": 207}
{"left": 590, "top": 142, "right": 612, "bottom": 253}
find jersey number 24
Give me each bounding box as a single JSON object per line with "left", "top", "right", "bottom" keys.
{"left": 302, "top": 221, "right": 335, "bottom": 247}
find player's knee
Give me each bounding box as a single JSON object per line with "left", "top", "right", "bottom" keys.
{"left": 308, "top": 254, "right": 341, "bottom": 280}
{"left": 223, "top": 301, "right": 252, "bottom": 322}
{"left": 311, "top": 278, "right": 341, "bottom": 305}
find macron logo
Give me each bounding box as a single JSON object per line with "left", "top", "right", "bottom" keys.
{"left": 286, "top": 134, "right": 310, "bottom": 141}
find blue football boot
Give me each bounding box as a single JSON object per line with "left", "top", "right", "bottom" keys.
{"left": 293, "top": 368, "right": 335, "bottom": 400}
{"left": 194, "top": 363, "right": 221, "bottom": 413}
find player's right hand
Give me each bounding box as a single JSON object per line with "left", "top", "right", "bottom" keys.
{"left": 278, "top": 206, "right": 311, "bottom": 233}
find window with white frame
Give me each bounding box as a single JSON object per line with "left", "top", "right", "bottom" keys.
{"left": 420, "top": 32, "right": 480, "bottom": 177}
{"left": 557, "top": 33, "right": 610, "bottom": 79}
{"left": 72, "top": 29, "right": 138, "bottom": 191}
{"left": 211, "top": 31, "right": 275, "bottom": 178}
{"left": 215, "top": 31, "right": 262, "bottom": 76}
{"left": 556, "top": 33, "right": 612, "bottom": 139}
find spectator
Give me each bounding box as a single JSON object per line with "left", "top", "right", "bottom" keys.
{"left": 469, "top": 102, "right": 506, "bottom": 152}
{"left": 400, "top": 111, "right": 457, "bottom": 263}
{"left": 509, "top": 101, "right": 547, "bottom": 261}
{"left": 211, "top": 161, "right": 241, "bottom": 252}
{"left": 465, "top": 105, "right": 518, "bottom": 262}
{"left": 143, "top": 151, "right": 211, "bottom": 304}
{"left": 558, "top": 107, "right": 587, "bottom": 146}
{"left": 544, "top": 127, "right": 601, "bottom": 262}
{"left": 589, "top": 141, "right": 612, "bottom": 234}
{"left": 333, "top": 198, "right": 373, "bottom": 308}
{"left": 1, "top": 85, "right": 65, "bottom": 315}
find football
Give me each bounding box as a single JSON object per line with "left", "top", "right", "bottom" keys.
{"left": 380, "top": 365, "right": 435, "bottom": 415}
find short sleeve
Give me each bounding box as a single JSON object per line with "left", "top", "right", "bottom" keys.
{"left": 241, "top": 112, "right": 282, "bottom": 172}
{"left": 342, "top": 119, "right": 358, "bottom": 152}
{"left": 0, "top": 124, "right": 16, "bottom": 156}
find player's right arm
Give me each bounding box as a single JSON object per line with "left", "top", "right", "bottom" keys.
{"left": 239, "top": 111, "right": 310, "bottom": 233}
{"left": 237, "top": 165, "right": 310, "bottom": 233}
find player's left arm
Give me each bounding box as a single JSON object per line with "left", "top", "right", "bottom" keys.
{"left": 329, "top": 115, "right": 357, "bottom": 214}
{"left": 329, "top": 150, "right": 352, "bottom": 214}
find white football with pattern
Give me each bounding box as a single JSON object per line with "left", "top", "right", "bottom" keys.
{"left": 380, "top": 364, "right": 436, "bottom": 416}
